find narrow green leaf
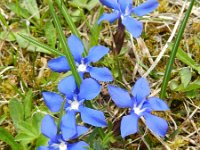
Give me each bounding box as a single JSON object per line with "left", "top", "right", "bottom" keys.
{"left": 18, "top": 33, "right": 64, "bottom": 56}
{"left": 48, "top": 0, "right": 82, "bottom": 86}
{"left": 23, "top": 90, "right": 33, "bottom": 119}
{"left": 24, "top": 0, "right": 40, "bottom": 20}
{"left": 45, "top": 21, "right": 57, "bottom": 48}
{"left": 160, "top": 0, "right": 195, "bottom": 99}
{"left": 0, "top": 127, "right": 22, "bottom": 150}
{"left": 0, "top": 114, "right": 7, "bottom": 125}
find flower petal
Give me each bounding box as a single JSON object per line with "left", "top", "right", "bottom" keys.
{"left": 68, "top": 141, "right": 89, "bottom": 150}
{"left": 61, "top": 111, "right": 77, "bottom": 140}
{"left": 131, "top": 78, "right": 150, "bottom": 104}
{"left": 48, "top": 56, "right": 70, "bottom": 73}
{"left": 121, "top": 113, "right": 139, "bottom": 138}
{"left": 122, "top": 16, "right": 143, "bottom": 38}
{"left": 144, "top": 113, "right": 168, "bottom": 137}
{"left": 99, "top": 0, "right": 119, "bottom": 9}
{"left": 68, "top": 35, "right": 84, "bottom": 62}
{"left": 89, "top": 67, "right": 113, "bottom": 82}
{"left": 58, "top": 75, "right": 77, "bottom": 99}
{"left": 132, "top": 0, "right": 159, "bottom": 16}
{"left": 76, "top": 126, "right": 89, "bottom": 137}
{"left": 148, "top": 97, "right": 169, "bottom": 111}
{"left": 118, "top": 0, "right": 133, "bottom": 13}
{"left": 78, "top": 78, "right": 101, "bottom": 100}
{"left": 42, "top": 92, "right": 63, "bottom": 112}
{"left": 108, "top": 85, "right": 132, "bottom": 108}
{"left": 41, "top": 115, "right": 57, "bottom": 139}
{"left": 37, "top": 146, "right": 48, "bottom": 150}
{"left": 85, "top": 45, "right": 109, "bottom": 63}
{"left": 79, "top": 106, "right": 107, "bottom": 127}
{"left": 98, "top": 11, "right": 120, "bottom": 24}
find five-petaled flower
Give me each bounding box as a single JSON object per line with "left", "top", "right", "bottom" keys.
{"left": 98, "top": 0, "right": 159, "bottom": 38}
{"left": 42, "top": 77, "right": 107, "bottom": 139}
{"left": 108, "top": 78, "right": 169, "bottom": 138}
{"left": 38, "top": 115, "right": 89, "bottom": 150}
{"left": 48, "top": 35, "right": 113, "bottom": 82}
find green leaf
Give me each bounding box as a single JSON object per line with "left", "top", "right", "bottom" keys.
{"left": 45, "top": 21, "right": 57, "bottom": 48}
{"left": 179, "top": 68, "right": 192, "bottom": 88}
{"left": 23, "top": 0, "right": 40, "bottom": 20}
{"left": 177, "top": 48, "right": 200, "bottom": 74}
{"left": 23, "top": 90, "right": 33, "bottom": 119}
{"left": 0, "top": 114, "right": 7, "bottom": 125}
{"left": 9, "top": 99, "right": 24, "bottom": 129}
{"left": 176, "top": 80, "right": 200, "bottom": 92}
{"left": 0, "top": 127, "right": 22, "bottom": 150}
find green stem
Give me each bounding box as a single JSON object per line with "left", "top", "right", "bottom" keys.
{"left": 160, "top": 0, "right": 195, "bottom": 99}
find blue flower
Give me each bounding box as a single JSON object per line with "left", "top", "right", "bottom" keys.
{"left": 38, "top": 115, "right": 89, "bottom": 150}
{"left": 108, "top": 78, "right": 169, "bottom": 138}
{"left": 98, "top": 0, "right": 159, "bottom": 38}
{"left": 48, "top": 35, "right": 113, "bottom": 82}
{"left": 42, "top": 77, "right": 107, "bottom": 139}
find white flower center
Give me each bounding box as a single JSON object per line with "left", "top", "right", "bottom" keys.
{"left": 70, "top": 100, "right": 80, "bottom": 110}
{"left": 59, "top": 142, "right": 67, "bottom": 150}
{"left": 133, "top": 107, "right": 143, "bottom": 115}
{"left": 77, "top": 63, "right": 87, "bottom": 72}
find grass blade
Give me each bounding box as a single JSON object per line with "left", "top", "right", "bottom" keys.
{"left": 160, "top": 0, "right": 195, "bottom": 99}
{"left": 48, "top": 0, "right": 82, "bottom": 86}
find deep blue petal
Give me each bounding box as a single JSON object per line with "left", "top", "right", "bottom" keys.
{"left": 42, "top": 92, "right": 63, "bottom": 112}
{"left": 41, "top": 115, "right": 57, "bottom": 139}
{"left": 121, "top": 113, "right": 139, "bottom": 138}
{"left": 144, "top": 113, "right": 168, "bottom": 137}
{"left": 148, "top": 97, "right": 169, "bottom": 111}
{"left": 48, "top": 56, "right": 70, "bottom": 73}
{"left": 78, "top": 78, "right": 101, "bottom": 100}
{"left": 67, "top": 35, "right": 84, "bottom": 62}
{"left": 122, "top": 16, "right": 143, "bottom": 38}
{"left": 89, "top": 67, "right": 113, "bottom": 82}
{"left": 99, "top": 0, "right": 119, "bottom": 9}
{"left": 37, "top": 146, "right": 48, "bottom": 150}
{"left": 85, "top": 45, "right": 109, "bottom": 63}
{"left": 58, "top": 75, "right": 77, "bottom": 99}
{"left": 98, "top": 11, "right": 120, "bottom": 25}
{"left": 61, "top": 111, "right": 77, "bottom": 140}
{"left": 79, "top": 106, "right": 107, "bottom": 127}
{"left": 118, "top": 0, "right": 133, "bottom": 13}
{"left": 132, "top": 0, "right": 159, "bottom": 16}
{"left": 68, "top": 141, "right": 89, "bottom": 150}
{"left": 131, "top": 78, "right": 150, "bottom": 105}
{"left": 108, "top": 85, "right": 132, "bottom": 108}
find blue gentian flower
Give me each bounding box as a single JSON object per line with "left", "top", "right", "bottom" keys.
{"left": 48, "top": 35, "right": 113, "bottom": 82}
{"left": 98, "top": 0, "right": 159, "bottom": 38}
{"left": 42, "top": 77, "right": 107, "bottom": 139}
{"left": 108, "top": 78, "right": 169, "bottom": 138}
{"left": 38, "top": 115, "right": 89, "bottom": 150}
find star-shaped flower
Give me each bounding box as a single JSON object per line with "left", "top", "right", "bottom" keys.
{"left": 108, "top": 78, "right": 169, "bottom": 138}
{"left": 42, "top": 77, "right": 107, "bottom": 140}
{"left": 48, "top": 35, "right": 113, "bottom": 82}
{"left": 98, "top": 0, "right": 159, "bottom": 38}
{"left": 38, "top": 115, "right": 89, "bottom": 150}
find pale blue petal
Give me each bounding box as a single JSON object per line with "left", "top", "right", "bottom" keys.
{"left": 118, "top": 0, "right": 133, "bottom": 13}
{"left": 79, "top": 106, "right": 107, "bottom": 127}
{"left": 122, "top": 16, "right": 143, "bottom": 38}
{"left": 78, "top": 78, "right": 101, "bottom": 100}
{"left": 37, "top": 146, "right": 48, "bottom": 150}
{"left": 68, "top": 35, "right": 84, "bottom": 62}
{"left": 48, "top": 56, "right": 70, "bottom": 73}
{"left": 148, "top": 97, "right": 169, "bottom": 111}
{"left": 61, "top": 111, "right": 77, "bottom": 140}
{"left": 41, "top": 115, "right": 57, "bottom": 139}
{"left": 42, "top": 92, "right": 63, "bottom": 112}
{"left": 132, "top": 0, "right": 159, "bottom": 16}
{"left": 108, "top": 85, "right": 132, "bottom": 108}
{"left": 76, "top": 126, "right": 89, "bottom": 137}
{"left": 121, "top": 113, "right": 139, "bottom": 138}
{"left": 99, "top": 0, "right": 119, "bottom": 9}
{"left": 68, "top": 141, "right": 89, "bottom": 150}
{"left": 58, "top": 75, "right": 77, "bottom": 99}
{"left": 131, "top": 78, "right": 150, "bottom": 104}
{"left": 98, "top": 12, "right": 120, "bottom": 24}
{"left": 144, "top": 113, "right": 168, "bottom": 137}
{"left": 89, "top": 67, "right": 113, "bottom": 82}
{"left": 85, "top": 45, "right": 109, "bottom": 63}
